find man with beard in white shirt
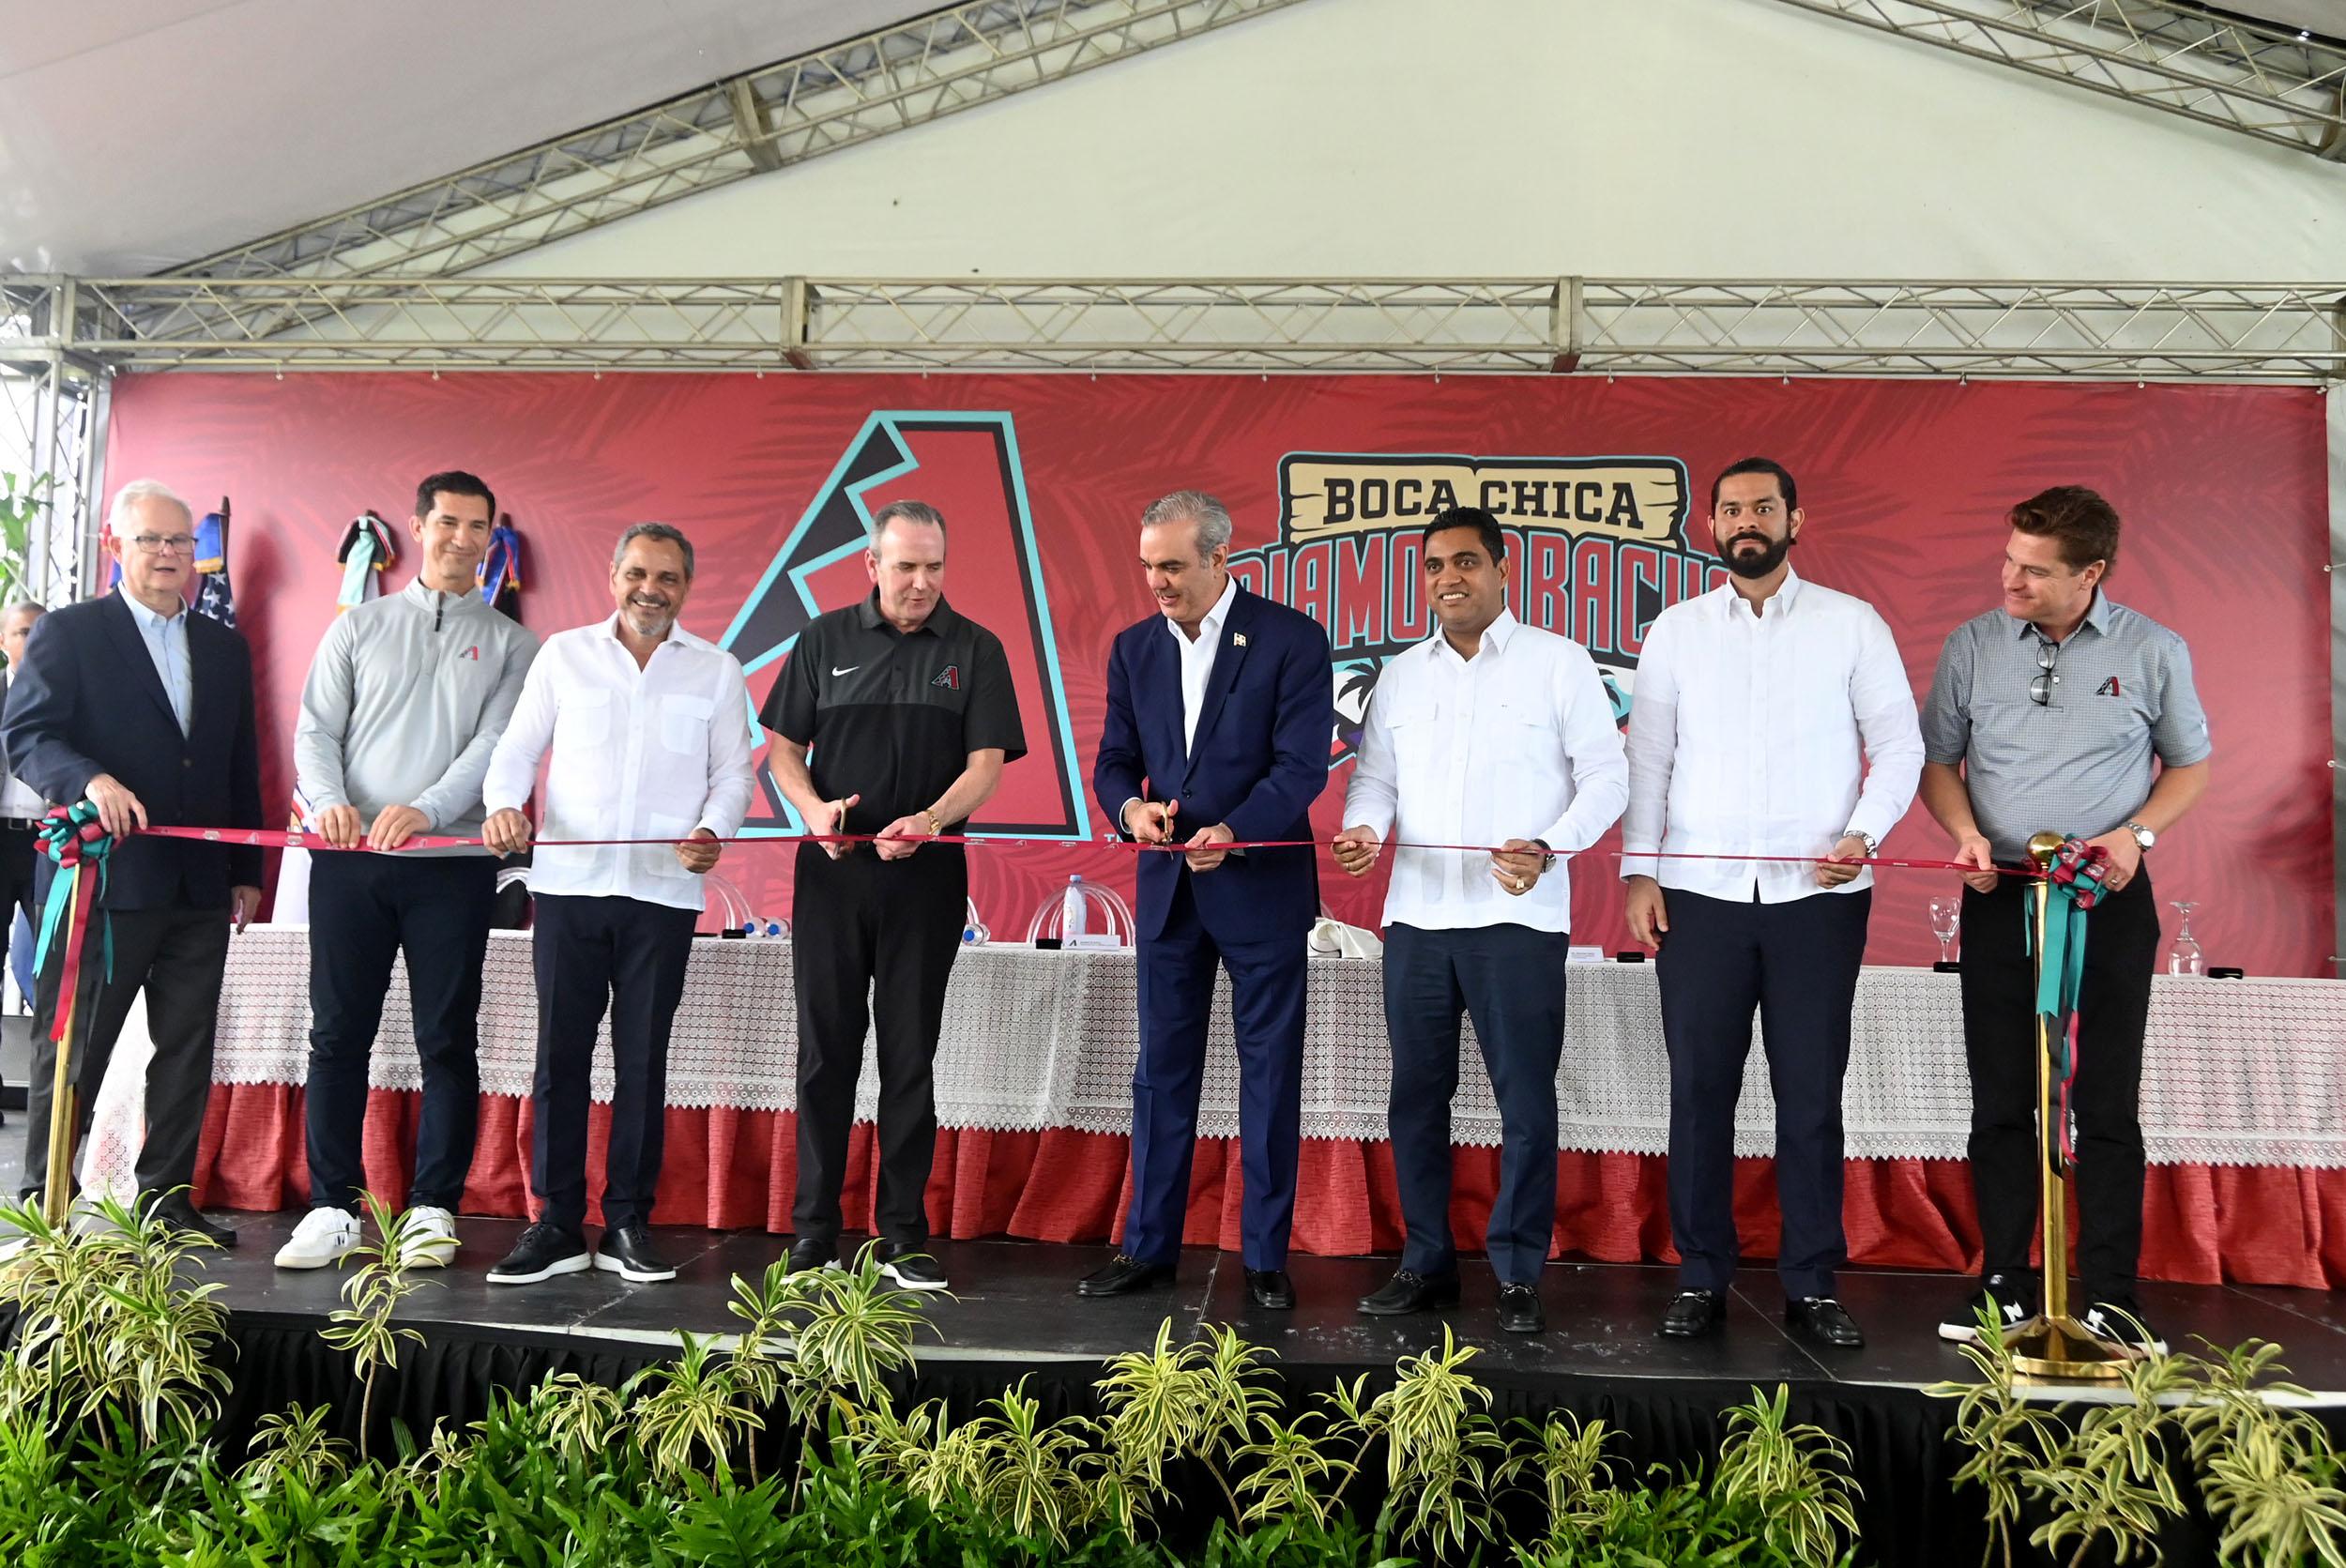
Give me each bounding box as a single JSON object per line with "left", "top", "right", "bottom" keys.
{"left": 479, "top": 524, "right": 754, "bottom": 1286}
{"left": 1623, "top": 458, "right": 1922, "bottom": 1351}
{"left": 1334, "top": 506, "right": 1627, "bottom": 1335}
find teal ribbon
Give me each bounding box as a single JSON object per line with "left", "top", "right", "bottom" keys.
{"left": 2025, "top": 883, "right": 2089, "bottom": 1088}
{"left": 33, "top": 801, "right": 114, "bottom": 982}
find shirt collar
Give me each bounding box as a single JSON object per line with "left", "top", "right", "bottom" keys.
{"left": 855, "top": 590, "right": 961, "bottom": 638}
{"left": 1166, "top": 575, "right": 1239, "bottom": 644}
{"left": 118, "top": 588, "right": 186, "bottom": 631}
{"left": 2013, "top": 587, "right": 2113, "bottom": 642}
{"left": 1430, "top": 606, "right": 1521, "bottom": 662}
{"left": 1721, "top": 564, "right": 1801, "bottom": 620}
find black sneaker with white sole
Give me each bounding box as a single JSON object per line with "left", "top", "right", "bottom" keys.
{"left": 876, "top": 1241, "right": 948, "bottom": 1291}
{"left": 486, "top": 1222, "right": 592, "bottom": 1286}
{"left": 1938, "top": 1271, "right": 2040, "bottom": 1343}
{"left": 595, "top": 1222, "right": 677, "bottom": 1284}
{"left": 2082, "top": 1297, "right": 2168, "bottom": 1354}
{"left": 786, "top": 1236, "right": 841, "bottom": 1273}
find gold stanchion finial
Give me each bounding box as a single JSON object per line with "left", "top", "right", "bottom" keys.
{"left": 2005, "top": 829, "right": 2133, "bottom": 1381}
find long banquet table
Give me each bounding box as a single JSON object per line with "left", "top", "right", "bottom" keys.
{"left": 98, "top": 927, "right": 2346, "bottom": 1286}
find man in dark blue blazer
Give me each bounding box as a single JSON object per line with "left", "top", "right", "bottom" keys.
{"left": 3, "top": 480, "right": 264, "bottom": 1243}
{"left": 1077, "top": 489, "right": 1333, "bottom": 1310}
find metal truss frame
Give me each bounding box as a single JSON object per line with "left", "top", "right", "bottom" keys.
{"left": 0, "top": 280, "right": 104, "bottom": 604}
{"left": 164, "top": 0, "right": 1309, "bottom": 290}
{"left": 1765, "top": 0, "right": 2346, "bottom": 159}
{"left": 12, "top": 275, "right": 2344, "bottom": 381}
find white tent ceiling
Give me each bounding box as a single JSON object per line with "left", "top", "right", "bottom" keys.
{"left": 0, "top": 0, "right": 927, "bottom": 274}
{"left": 2, "top": 0, "right": 2341, "bottom": 279}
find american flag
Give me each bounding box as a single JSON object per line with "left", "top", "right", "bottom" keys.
{"left": 192, "top": 503, "right": 236, "bottom": 628}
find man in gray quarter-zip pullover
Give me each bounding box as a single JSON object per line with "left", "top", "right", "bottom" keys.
{"left": 276, "top": 470, "right": 539, "bottom": 1272}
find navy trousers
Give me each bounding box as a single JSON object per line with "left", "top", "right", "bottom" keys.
{"left": 1383, "top": 921, "right": 1568, "bottom": 1286}
{"left": 528, "top": 893, "right": 698, "bottom": 1233}
{"left": 1122, "top": 875, "right": 1306, "bottom": 1271}
{"left": 304, "top": 851, "right": 497, "bottom": 1212}
{"left": 1656, "top": 886, "right": 1869, "bottom": 1300}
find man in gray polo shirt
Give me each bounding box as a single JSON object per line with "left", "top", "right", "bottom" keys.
{"left": 1919, "top": 485, "right": 2209, "bottom": 1352}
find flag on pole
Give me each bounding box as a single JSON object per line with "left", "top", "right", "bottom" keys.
{"left": 336, "top": 510, "right": 397, "bottom": 615}
{"left": 480, "top": 513, "right": 523, "bottom": 620}
{"left": 192, "top": 500, "right": 236, "bottom": 627}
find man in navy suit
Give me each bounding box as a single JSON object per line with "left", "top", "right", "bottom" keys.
{"left": 1078, "top": 489, "right": 1333, "bottom": 1310}
{"left": 3, "top": 480, "right": 263, "bottom": 1243}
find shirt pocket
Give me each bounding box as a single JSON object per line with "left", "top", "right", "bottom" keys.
{"left": 660, "top": 694, "right": 715, "bottom": 757}
{"left": 560, "top": 689, "right": 614, "bottom": 750}
{"left": 642, "top": 809, "right": 698, "bottom": 882}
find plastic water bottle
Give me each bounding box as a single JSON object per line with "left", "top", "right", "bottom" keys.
{"left": 1061, "top": 875, "right": 1089, "bottom": 940}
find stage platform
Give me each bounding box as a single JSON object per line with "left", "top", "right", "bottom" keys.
{"left": 8, "top": 1122, "right": 2345, "bottom": 1566}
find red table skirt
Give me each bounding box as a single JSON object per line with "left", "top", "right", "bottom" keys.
{"left": 190, "top": 1084, "right": 2346, "bottom": 1288}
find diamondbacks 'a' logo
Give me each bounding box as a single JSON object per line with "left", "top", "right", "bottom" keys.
{"left": 2097, "top": 676, "right": 2122, "bottom": 696}
{"left": 718, "top": 412, "right": 1087, "bottom": 839}
{"left": 1238, "top": 452, "right": 1724, "bottom": 766}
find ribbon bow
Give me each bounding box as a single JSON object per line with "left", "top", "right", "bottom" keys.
{"left": 2027, "top": 834, "right": 2108, "bottom": 1162}
{"left": 33, "top": 800, "right": 116, "bottom": 1046}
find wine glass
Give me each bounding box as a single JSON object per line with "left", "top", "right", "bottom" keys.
{"left": 1927, "top": 897, "right": 1960, "bottom": 967}
{"left": 2167, "top": 901, "right": 2203, "bottom": 977}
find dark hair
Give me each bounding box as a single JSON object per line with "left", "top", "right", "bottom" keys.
{"left": 1423, "top": 506, "right": 1506, "bottom": 562}
{"left": 414, "top": 469, "right": 495, "bottom": 523}
{"left": 1709, "top": 457, "right": 1797, "bottom": 513}
{"left": 614, "top": 521, "right": 695, "bottom": 579}
{"left": 2008, "top": 485, "right": 2119, "bottom": 575}
{"left": 872, "top": 498, "right": 947, "bottom": 549}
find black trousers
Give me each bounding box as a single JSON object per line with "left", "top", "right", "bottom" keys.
{"left": 2, "top": 823, "right": 38, "bottom": 936}
{"left": 303, "top": 851, "right": 496, "bottom": 1212}
{"left": 21, "top": 904, "right": 230, "bottom": 1203}
{"left": 1656, "top": 887, "right": 1870, "bottom": 1300}
{"left": 790, "top": 840, "right": 966, "bottom": 1251}
{"left": 528, "top": 893, "right": 698, "bottom": 1233}
{"left": 1960, "top": 863, "right": 2158, "bottom": 1299}
{"left": 1384, "top": 921, "right": 1568, "bottom": 1286}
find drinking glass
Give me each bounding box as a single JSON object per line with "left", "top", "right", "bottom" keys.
{"left": 2167, "top": 901, "right": 2203, "bottom": 977}
{"left": 1927, "top": 897, "right": 1960, "bottom": 966}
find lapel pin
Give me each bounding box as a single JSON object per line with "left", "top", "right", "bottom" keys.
{"left": 1233, "top": 632, "right": 1248, "bottom": 647}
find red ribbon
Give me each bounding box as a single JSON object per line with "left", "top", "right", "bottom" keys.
{"left": 117, "top": 822, "right": 2038, "bottom": 876}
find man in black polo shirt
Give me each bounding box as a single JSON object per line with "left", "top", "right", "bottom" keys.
{"left": 760, "top": 500, "right": 1025, "bottom": 1290}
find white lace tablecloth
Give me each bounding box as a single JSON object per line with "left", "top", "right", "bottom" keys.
{"left": 85, "top": 925, "right": 2346, "bottom": 1175}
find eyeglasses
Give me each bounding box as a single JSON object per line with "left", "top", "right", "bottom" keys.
{"left": 128, "top": 533, "right": 198, "bottom": 556}
{"left": 2028, "top": 635, "right": 2058, "bottom": 706}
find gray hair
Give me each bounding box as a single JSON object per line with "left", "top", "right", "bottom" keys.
{"left": 613, "top": 521, "right": 694, "bottom": 579}
{"left": 1, "top": 601, "right": 45, "bottom": 630}
{"left": 106, "top": 480, "right": 194, "bottom": 540}
{"left": 871, "top": 499, "right": 947, "bottom": 549}
{"left": 1141, "top": 489, "right": 1233, "bottom": 555}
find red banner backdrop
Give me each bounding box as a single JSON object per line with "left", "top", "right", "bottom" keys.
{"left": 106, "top": 372, "right": 2333, "bottom": 973}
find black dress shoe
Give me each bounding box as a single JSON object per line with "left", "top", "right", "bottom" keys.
{"left": 485, "top": 1222, "right": 591, "bottom": 1286}
{"left": 594, "top": 1222, "right": 676, "bottom": 1284}
{"left": 1076, "top": 1254, "right": 1173, "bottom": 1297}
{"left": 1244, "top": 1268, "right": 1294, "bottom": 1310}
{"left": 1658, "top": 1288, "right": 1726, "bottom": 1338}
{"left": 1497, "top": 1282, "right": 1546, "bottom": 1334}
{"left": 1786, "top": 1296, "right": 1865, "bottom": 1348}
{"left": 154, "top": 1202, "right": 236, "bottom": 1247}
{"left": 875, "top": 1241, "right": 948, "bottom": 1292}
{"left": 785, "top": 1235, "right": 839, "bottom": 1273}
{"left": 1358, "top": 1268, "right": 1462, "bottom": 1317}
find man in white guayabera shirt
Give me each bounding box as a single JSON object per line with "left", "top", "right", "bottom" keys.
{"left": 1622, "top": 457, "right": 1922, "bottom": 1353}
{"left": 1333, "top": 505, "right": 1627, "bottom": 1338}
{"left": 277, "top": 469, "right": 538, "bottom": 1273}
{"left": 478, "top": 523, "right": 754, "bottom": 1287}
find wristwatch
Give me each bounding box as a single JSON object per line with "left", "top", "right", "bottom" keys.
{"left": 2124, "top": 820, "right": 2156, "bottom": 851}
{"left": 1531, "top": 838, "right": 1553, "bottom": 855}
{"left": 1844, "top": 830, "right": 1878, "bottom": 857}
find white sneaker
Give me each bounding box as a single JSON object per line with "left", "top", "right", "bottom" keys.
{"left": 274, "top": 1207, "right": 359, "bottom": 1270}
{"left": 401, "top": 1206, "right": 459, "bottom": 1269}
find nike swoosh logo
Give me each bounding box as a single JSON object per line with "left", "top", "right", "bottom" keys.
{"left": 831, "top": 665, "right": 859, "bottom": 677}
